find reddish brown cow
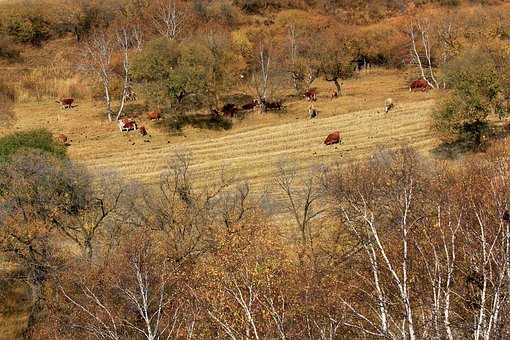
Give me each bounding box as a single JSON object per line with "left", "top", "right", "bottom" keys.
{"left": 409, "top": 79, "right": 431, "bottom": 92}
{"left": 57, "top": 133, "right": 68, "bottom": 144}
{"left": 330, "top": 90, "right": 338, "bottom": 99}
{"left": 304, "top": 88, "right": 318, "bottom": 101}
{"left": 139, "top": 126, "right": 147, "bottom": 136}
{"left": 57, "top": 98, "right": 74, "bottom": 109}
{"left": 118, "top": 118, "right": 138, "bottom": 132}
{"left": 324, "top": 131, "right": 341, "bottom": 145}
{"left": 147, "top": 111, "right": 161, "bottom": 120}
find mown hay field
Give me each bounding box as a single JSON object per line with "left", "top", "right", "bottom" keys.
{"left": 6, "top": 69, "right": 436, "bottom": 195}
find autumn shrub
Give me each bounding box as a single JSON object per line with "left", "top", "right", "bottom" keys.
{"left": 433, "top": 48, "right": 510, "bottom": 146}
{"left": 0, "top": 129, "right": 67, "bottom": 163}
{"left": 6, "top": 15, "right": 51, "bottom": 46}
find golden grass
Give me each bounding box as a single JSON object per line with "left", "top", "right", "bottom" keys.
{"left": 5, "top": 69, "right": 437, "bottom": 197}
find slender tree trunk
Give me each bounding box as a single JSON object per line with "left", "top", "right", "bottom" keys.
{"left": 116, "top": 29, "right": 130, "bottom": 121}
{"left": 333, "top": 79, "right": 342, "bottom": 96}
{"left": 104, "top": 82, "right": 112, "bottom": 122}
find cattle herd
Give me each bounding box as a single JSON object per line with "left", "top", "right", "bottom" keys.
{"left": 55, "top": 79, "right": 431, "bottom": 148}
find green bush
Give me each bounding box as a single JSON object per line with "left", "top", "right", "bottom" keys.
{"left": 6, "top": 15, "right": 51, "bottom": 46}
{"left": 433, "top": 48, "right": 510, "bottom": 147}
{"left": 0, "top": 129, "right": 67, "bottom": 163}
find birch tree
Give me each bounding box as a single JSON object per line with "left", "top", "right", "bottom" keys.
{"left": 84, "top": 30, "right": 115, "bottom": 121}
{"left": 152, "top": 0, "right": 186, "bottom": 40}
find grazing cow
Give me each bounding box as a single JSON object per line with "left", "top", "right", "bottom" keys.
{"left": 324, "top": 131, "right": 341, "bottom": 145}
{"left": 222, "top": 103, "right": 238, "bottom": 117}
{"left": 241, "top": 99, "right": 259, "bottom": 111}
{"left": 409, "top": 79, "right": 431, "bottom": 92}
{"left": 308, "top": 106, "right": 318, "bottom": 119}
{"left": 57, "top": 98, "right": 74, "bottom": 109}
{"left": 147, "top": 111, "right": 161, "bottom": 121}
{"left": 118, "top": 118, "right": 138, "bottom": 132}
{"left": 139, "top": 126, "right": 147, "bottom": 136}
{"left": 57, "top": 133, "right": 68, "bottom": 144}
{"left": 304, "top": 88, "right": 318, "bottom": 101}
{"left": 262, "top": 99, "right": 284, "bottom": 111}
{"left": 384, "top": 98, "right": 394, "bottom": 113}
{"left": 330, "top": 90, "right": 338, "bottom": 100}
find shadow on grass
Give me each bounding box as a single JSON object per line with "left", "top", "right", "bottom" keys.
{"left": 161, "top": 112, "right": 234, "bottom": 133}
{"left": 432, "top": 123, "right": 510, "bottom": 159}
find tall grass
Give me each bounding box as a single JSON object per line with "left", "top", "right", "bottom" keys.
{"left": 3, "top": 65, "right": 92, "bottom": 103}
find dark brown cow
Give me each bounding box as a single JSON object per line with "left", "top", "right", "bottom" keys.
{"left": 304, "top": 88, "right": 318, "bottom": 101}
{"left": 57, "top": 98, "right": 74, "bottom": 109}
{"left": 222, "top": 103, "right": 238, "bottom": 117}
{"left": 241, "top": 99, "right": 259, "bottom": 111}
{"left": 57, "top": 133, "right": 68, "bottom": 144}
{"left": 324, "top": 131, "right": 341, "bottom": 145}
{"left": 261, "top": 99, "right": 284, "bottom": 111}
{"left": 147, "top": 111, "right": 161, "bottom": 120}
{"left": 409, "top": 79, "right": 431, "bottom": 92}
{"left": 139, "top": 126, "right": 148, "bottom": 136}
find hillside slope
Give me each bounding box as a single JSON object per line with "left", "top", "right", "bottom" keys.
{"left": 8, "top": 70, "right": 436, "bottom": 194}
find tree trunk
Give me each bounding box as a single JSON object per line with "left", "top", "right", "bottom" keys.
{"left": 84, "top": 237, "right": 93, "bottom": 260}
{"left": 333, "top": 79, "right": 342, "bottom": 96}
{"left": 115, "top": 85, "right": 127, "bottom": 121}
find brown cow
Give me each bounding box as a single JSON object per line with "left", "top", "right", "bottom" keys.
{"left": 57, "top": 133, "right": 68, "bottom": 144}
{"left": 118, "top": 118, "right": 138, "bottom": 132}
{"left": 324, "top": 131, "right": 341, "bottom": 145}
{"left": 139, "top": 126, "right": 148, "bottom": 136}
{"left": 57, "top": 98, "right": 74, "bottom": 109}
{"left": 330, "top": 90, "right": 338, "bottom": 100}
{"left": 147, "top": 111, "right": 161, "bottom": 120}
{"left": 304, "top": 88, "right": 318, "bottom": 101}
{"left": 409, "top": 79, "right": 431, "bottom": 92}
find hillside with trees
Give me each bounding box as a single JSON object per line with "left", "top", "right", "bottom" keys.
{"left": 1, "top": 0, "right": 510, "bottom": 339}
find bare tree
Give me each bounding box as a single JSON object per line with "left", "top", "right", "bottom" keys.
{"left": 408, "top": 18, "right": 457, "bottom": 90}
{"left": 84, "top": 30, "right": 115, "bottom": 121}
{"left": 287, "top": 24, "right": 321, "bottom": 94}
{"left": 115, "top": 27, "right": 132, "bottom": 121}
{"left": 152, "top": 0, "right": 185, "bottom": 40}
{"left": 60, "top": 235, "right": 184, "bottom": 340}
{"left": 275, "top": 161, "right": 327, "bottom": 246}
{"left": 253, "top": 42, "right": 271, "bottom": 110}
{"left": 131, "top": 23, "right": 144, "bottom": 51}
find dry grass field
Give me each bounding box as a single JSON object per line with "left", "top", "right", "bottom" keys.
{"left": 6, "top": 69, "right": 437, "bottom": 196}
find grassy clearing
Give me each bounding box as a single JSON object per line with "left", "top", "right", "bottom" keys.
{"left": 5, "top": 69, "right": 437, "bottom": 193}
